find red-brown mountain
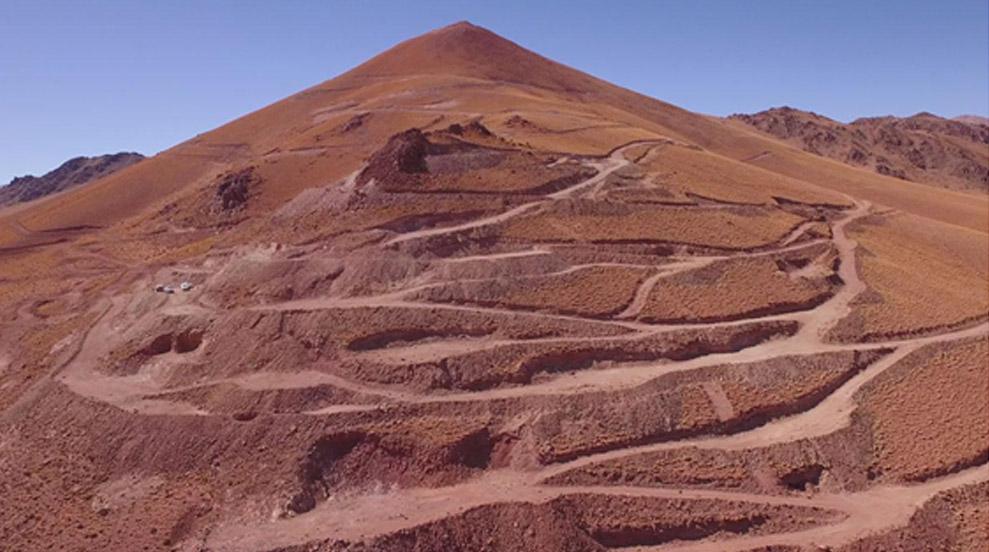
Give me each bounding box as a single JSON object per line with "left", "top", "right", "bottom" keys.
{"left": 731, "top": 107, "right": 988, "bottom": 191}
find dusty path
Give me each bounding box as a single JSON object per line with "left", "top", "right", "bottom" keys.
{"left": 439, "top": 247, "right": 552, "bottom": 263}
{"left": 220, "top": 185, "right": 985, "bottom": 549}
{"left": 536, "top": 345, "right": 921, "bottom": 479}
{"left": 617, "top": 270, "right": 669, "bottom": 319}
{"left": 55, "top": 294, "right": 208, "bottom": 416}
{"left": 302, "top": 320, "right": 986, "bottom": 414}
{"left": 39, "top": 137, "right": 989, "bottom": 551}
{"left": 795, "top": 199, "right": 869, "bottom": 341}
{"left": 616, "top": 258, "right": 712, "bottom": 319}
{"left": 383, "top": 141, "right": 653, "bottom": 246}
{"left": 53, "top": 147, "right": 987, "bottom": 426}
{"left": 778, "top": 219, "right": 819, "bottom": 247}
{"left": 205, "top": 461, "right": 988, "bottom": 552}
{"left": 637, "top": 464, "right": 989, "bottom": 551}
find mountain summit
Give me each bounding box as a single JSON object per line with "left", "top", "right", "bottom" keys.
{"left": 0, "top": 22, "right": 983, "bottom": 237}
{"left": 342, "top": 21, "right": 607, "bottom": 92}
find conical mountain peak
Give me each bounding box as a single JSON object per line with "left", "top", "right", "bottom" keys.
{"left": 343, "top": 21, "right": 606, "bottom": 93}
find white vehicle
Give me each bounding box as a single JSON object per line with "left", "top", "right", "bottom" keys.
{"left": 162, "top": 286, "right": 176, "bottom": 294}
{"left": 180, "top": 282, "right": 193, "bottom": 291}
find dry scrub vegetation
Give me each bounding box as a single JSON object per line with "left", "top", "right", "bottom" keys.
{"left": 638, "top": 254, "right": 835, "bottom": 323}
{"left": 502, "top": 204, "right": 806, "bottom": 249}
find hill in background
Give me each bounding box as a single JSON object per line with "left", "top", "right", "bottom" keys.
{"left": 731, "top": 107, "right": 988, "bottom": 192}
{"left": 0, "top": 152, "right": 144, "bottom": 207}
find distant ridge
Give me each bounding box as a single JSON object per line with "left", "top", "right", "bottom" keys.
{"left": 954, "top": 114, "right": 989, "bottom": 126}
{"left": 731, "top": 107, "right": 989, "bottom": 192}
{"left": 0, "top": 152, "right": 144, "bottom": 207}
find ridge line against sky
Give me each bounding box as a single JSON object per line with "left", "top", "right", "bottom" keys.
{"left": 1, "top": 0, "right": 987, "bottom": 184}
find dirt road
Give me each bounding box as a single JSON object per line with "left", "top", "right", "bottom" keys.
{"left": 37, "top": 138, "right": 988, "bottom": 551}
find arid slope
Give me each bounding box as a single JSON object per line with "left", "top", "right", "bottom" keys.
{"left": 0, "top": 21, "right": 986, "bottom": 552}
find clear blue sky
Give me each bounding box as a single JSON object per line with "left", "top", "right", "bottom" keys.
{"left": 2, "top": 0, "right": 987, "bottom": 184}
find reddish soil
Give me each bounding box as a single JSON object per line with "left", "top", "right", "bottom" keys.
{"left": 0, "top": 21, "right": 986, "bottom": 552}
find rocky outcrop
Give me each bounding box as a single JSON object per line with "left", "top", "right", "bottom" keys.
{"left": 213, "top": 167, "right": 258, "bottom": 212}
{"left": 357, "top": 123, "right": 503, "bottom": 190}
{"left": 360, "top": 129, "right": 433, "bottom": 186}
